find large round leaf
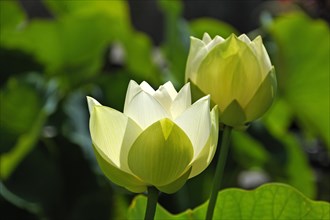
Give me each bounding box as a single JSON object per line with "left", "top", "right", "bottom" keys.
{"left": 128, "top": 183, "right": 330, "bottom": 220}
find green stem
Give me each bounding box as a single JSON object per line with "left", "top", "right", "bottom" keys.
{"left": 206, "top": 125, "right": 232, "bottom": 220}
{"left": 144, "top": 186, "right": 159, "bottom": 220}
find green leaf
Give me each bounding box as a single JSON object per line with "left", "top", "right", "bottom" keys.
{"left": 0, "top": 75, "right": 43, "bottom": 154}
{"left": 128, "top": 183, "right": 330, "bottom": 220}
{"left": 158, "top": 0, "right": 183, "bottom": 17}
{"left": 0, "top": 1, "right": 131, "bottom": 88}
{"left": 262, "top": 99, "right": 294, "bottom": 137}
{"left": 231, "top": 131, "right": 270, "bottom": 168}
{"left": 278, "top": 133, "right": 316, "bottom": 198}
{"left": 122, "top": 31, "right": 160, "bottom": 84}
{"left": 0, "top": 111, "right": 47, "bottom": 179}
{"left": 0, "top": 78, "right": 42, "bottom": 135}
{"left": 233, "top": 122, "right": 316, "bottom": 198}
{"left": 1, "top": 16, "right": 110, "bottom": 80}
{"left": 0, "top": 1, "right": 26, "bottom": 31}
{"left": 45, "top": 0, "right": 160, "bottom": 84}
{"left": 269, "top": 12, "right": 330, "bottom": 147}
{"left": 0, "top": 74, "right": 56, "bottom": 179}
{"left": 248, "top": 121, "right": 316, "bottom": 199}
{"left": 189, "top": 18, "right": 238, "bottom": 39}
{"left": 44, "top": 0, "right": 130, "bottom": 23}
{"left": 158, "top": 0, "right": 190, "bottom": 85}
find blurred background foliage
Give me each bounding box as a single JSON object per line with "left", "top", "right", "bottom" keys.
{"left": 0, "top": 0, "right": 329, "bottom": 219}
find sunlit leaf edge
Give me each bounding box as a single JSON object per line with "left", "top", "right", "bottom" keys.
{"left": 128, "top": 183, "right": 330, "bottom": 220}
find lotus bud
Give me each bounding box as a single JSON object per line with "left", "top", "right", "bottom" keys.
{"left": 185, "top": 33, "right": 277, "bottom": 129}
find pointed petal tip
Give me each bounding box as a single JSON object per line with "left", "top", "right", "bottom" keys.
{"left": 193, "top": 95, "right": 211, "bottom": 108}
{"left": 211, "top": 104, "right": 219, "bottom": 114}
{"left": 190, "top": 35, "right": 199, "bottom": 40}
{"left": 226, "top": 33, "right": 239, "bottom": 44}
{"left": 201, "top": 94, "right": 211, "bottom": 102}
{"left": 178, "top": 82, "right": 191, "bottom": 94}
{"left": 127, "top": 80, "right": 140, "bottom": 92}
{"left": 203, "top": 32, "right": 211, "bottom": 37}
{"left": 213, "top": 35, "right": 225, "bottom": 42}
{"left": 161, "top": 81, "right": 178, "bottom": 98}
{"left": 139, "top": 81, "right": 148, "bottom": 87}
{"left": 238, "top": 34, "right": 252, "bottom": 43}
{"left": 140, "top": 81, "right": 155, "bottom": 95}
{"left": 238, "top": 33, "right": 249, "bottom": 38}
{"left": 252, "top": 35, "right": 263, "bottom": 43}
{"left": 202, "top": 32, "right": 212, "bottom": 42}
{"left": 125, "top": 90, "right": 168, "bottom": 129}
{"left": 229, "top": 33, "right": 238, "bottom": 38}
{"left": 128, "top": 79, "right": 138, "bottom": 84}
{"left": 171, "top": 82, "right": 192, "bottom": 119}
{"left": 87, "top": 96, "right": 101, "bottom": 114}
{"left": 86, "top": 96, "right": 97, "bottom": 102}
{"left": 164, "top": 81, "right": 174, "bottom": 86}
{"left": 190, "top": 36, "right": 206, "bottom": 46}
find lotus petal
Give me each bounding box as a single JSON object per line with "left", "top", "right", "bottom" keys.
{"left": 90, "top": 105, "right": 142, "bottom": 170}
{"left": 124, "top": 91, "right": 168, "bottom": 129}
{"left": 87, "top": 96, "right": 101, "bottom": 114}
{"left": 157, "top": 167, "right": 192, "bottom": 194}
{"left": 185, "top": 36, "right": 209, "bottom": 82}
{"left": 171, "top": 83, "right": 191, "bottom": 119}
{"left": 245, "top": 67, "right": 277, "bottom": 121}
{"left": 127, "top": 118, "right": 194, "bottom": 186}
{"left": 189, "top": 106, "right": 219, "bottom": 178}
{"left": 175, "top": 96, "right": 211, "bottom": 159}
{"left": 93, "top": 144, "right": 146, "bottom": 193}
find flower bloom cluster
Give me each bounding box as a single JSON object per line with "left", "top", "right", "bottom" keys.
{"left": 87, "top": 33, "right": 276, "bottom": 193}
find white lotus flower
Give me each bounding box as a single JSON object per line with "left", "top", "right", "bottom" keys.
{"left": 87, "top": 80, "right": 219, "bottom": 193}
{"left": 186, "top": 33, "right": 277, "bottom": 128}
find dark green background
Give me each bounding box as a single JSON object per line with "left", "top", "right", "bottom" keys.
{"left": 0, "top": 0, "right": 329, "bottom": 219}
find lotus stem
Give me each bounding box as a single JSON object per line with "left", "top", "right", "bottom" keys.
{"left": 144, "top": 186, "right": 159, "bottom": 220}
{"left": 206, "top": 125, "right": 232, "bottom": 220}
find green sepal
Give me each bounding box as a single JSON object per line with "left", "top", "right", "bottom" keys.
{"left": 220, "top": 100, "right": 246, "bottom": 127}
